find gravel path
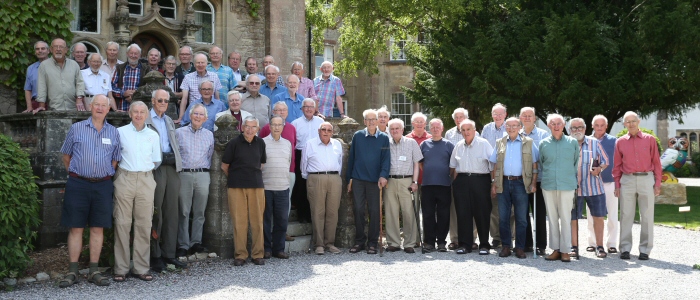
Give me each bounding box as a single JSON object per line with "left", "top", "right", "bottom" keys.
{"left": 3, "top": 221, "right": 699, "bottom": 299}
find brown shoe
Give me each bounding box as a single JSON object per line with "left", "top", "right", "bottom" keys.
{"left": 273, "top": 252, "right": 289, "bottom": 259}
{"left": 404, "top": 247, "right": 415, "bottom": 254}
{"left": 561, "top": 252, "right": 571, "bottom": 262}
{"left": 515, "top": 248, "right": 526, "bottom": 259}
{"left": 545, "top": 250, "right": 561, "bottom": 261}
{"left": 252, "top": 258, "right": 265, "bottom": 265}
{"left": 233, "top": 258, "right": 246, "bottom": 266}
{"left": 386, "top": 246, "right": 400, "bottom": 252}
{"left": 285, "top": 235, "right": 295, "bottom": 241}
{"left": 263, "top": 252, "right": 271, "bottom": 259}
{"left": 499, "top": 247, "right": 512, "bottom": 257}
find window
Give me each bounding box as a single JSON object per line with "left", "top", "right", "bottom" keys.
{"left": 390, "top": 38, "right": 407, "bottom": 61}
{"left": 314, "top": 45, "right": 334, "bottom": 78}
{"left": 70, "top": 0, "right": 99, "bottom": 33}
{"left": 128, "top": 0, "right": 143, "bottom": 16}
{"left": 194, "top": 0, "right": 215, "bottom": 43}
{"left": 391, "top": 93, "right": 412, "bottom": 132}
{"left": 75, "top": 41, "right": 100, "bottom": 55}
{"left": 154, "top": 0, "right": 176, "bottom": 19}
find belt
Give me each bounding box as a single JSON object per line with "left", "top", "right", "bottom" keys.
{"left": 457, "top": 172, "right": 490, "bottom": 177}
{"left": 389, "top": 175, "right": 412, "bottom": 179}
{"left": 69, "top": 172, "right": 112, "bottom": 183}
{"left": 629, "top": 172, "right": 650, "bottom": 176}
{"left": 504, "top": 175, "right": 523, "bottom": 180}
{"left": 182, "top": 168, "right": 209, "bottom": 172}
{"left": 309, "top": 171, "right": 338, "bottom": 174}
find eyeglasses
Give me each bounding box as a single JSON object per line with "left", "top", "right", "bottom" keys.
{"left": 302, "top": 106, "right": 315, "bottom": 109}
{"left": 270, "top": 124, "right": 284, "bottom": 127}
{"left": 248, "top": 82, "right": 261, "bottom": 86}
{"left": 320, "top": 128, "right": 333, "bottom": 132}
{"left": 505, "top": 125, "right": 521, "bottom": 129}
{"left": 624, "top": 120, "right": 638, "bottom": 124}
{"left": 156, "top": 99, "right": 169, "bottom": 103}
{"left": 200, "top": 88, "right": 213, "bottom": 91}
{"left": 570, "top": 126, "right": 585, "bottom": 131}
{"left": 273, "top": 109, "right": 288, "bottom": 112}
{"left": 192, "top": 112, "right": 206, "bottom": 117}
{"left": 365, "top": 118, "right": 377, "bottom": 122}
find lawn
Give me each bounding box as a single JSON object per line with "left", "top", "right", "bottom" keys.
{"left": 648, "top": 186, "right": 700, "bottom": 229}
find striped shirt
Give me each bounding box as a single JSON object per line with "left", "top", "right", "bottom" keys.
{"left": 207, "top": 64, "right": 238, "bottom": 106}
{"left": 262, "top": 136, "right": 292, "bottom": 191}
{"left": 313, "top": 74, "right": 345, "bottom": 116}
{"left": 117, "top": 123, "right": 161, "bottom": 172}
{"left": 258, "top": 121, "right": 297, "bottom": 172}
{"left": 180, "top": 71, "right": 223, "bottom": 102}
{"left": 481, "top": 121, "right": 507, "bottom": 148}
{"left": 60, "top": 117, "right": 121, "bottom": 178}
{"left": 176, "top": 125, "right": 214, "bottom": 169}
{"left": 389, "top": 136, "right": 423, "bottom": 176}
{"left": 577, "top": 136, "right": 609, "bottom": 196}
{"left": 297, "top": 77, "right": 317, "bottom": 100}
{"left": 111, "top": 64, "right": 141, "bottom": 111}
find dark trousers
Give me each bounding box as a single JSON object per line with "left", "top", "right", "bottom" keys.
{"left": 421, "top": 185, "right": 451, "bottom": 247}
{"left": 352, "top": 179, "right": 380, "bottom": 248}
{"left": 525, "top": 182, "right": 548, "bottom": 249}
{"left": 498, "top": 178, "right": 529, "bottom": 249}
{"left": 264, "top": 189, "right": 290, "bottom": 253}
{"left": 292, "top": 149, "right": 311, "bottom": 222}
{"left": 151, "top": 165, "right": 180, "bottom": 259}
{"left": 453, "top": 175, "right": 492, "bottom": 249}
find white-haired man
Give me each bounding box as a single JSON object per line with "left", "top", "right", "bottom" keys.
{"left": 177, "top": 53, "right": 223, "bottom": 123}
{"left": 111, "top": 43, "right": 149, "bottom": 111}
{"left": 260, "top": 65, "right": 287, "bottom": 101}
{"left": 291, "top": 99, "right": 325, "bottom": 226}
{"left": 481, "top": 103, "right": 508, "bottom": 248}
{"left": 377, "top": 106, "right": 391, "bottom": 134}
{"left": 36, "top": 38, "right": 85, "bottom": 113}
{"left": 405, "top": 111, "right": 432, "bottom": 247}
{"left": 100, "top": 41, "right": 123, "bottom": 77}
{"left": 313, "top": 61, "right": 346, "bottom": 118}
{"left": 587, "top": 114, "right": 619, "bottom": 254}
{"left": 72, "top": 42, "right": 88, "bottom": 70}
{"left": 520, "top": 107, "right": 550, "bottom": 255}
{"left": 80, "top": 53, "right": 111, "bottom": 109}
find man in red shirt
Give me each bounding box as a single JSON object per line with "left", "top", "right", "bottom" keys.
{"left": 405, "top": 112, "right": 431, "bottom": 247}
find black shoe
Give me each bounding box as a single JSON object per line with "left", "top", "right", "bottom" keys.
{"left": 150, "top": 257, "right": 165, "bottom": 273}
{"left": 162, "top": 257, "right": 188, "bottom": 269}
{"left": 437, "top": 243, "right": 447, "bottom": 252}
{"left": 176, "top": 248, "right": 188, "bottom": 258}
{"left": 524, "top": 247, "right": 534, "bottom": 253}
{"left": 423, "top": 244, "right": 435, "bottom": 253}
{"left": 620, "top": 251, "right": 631, "bottom": 259}
{"left": 536, "top": 248, "right": 546, "bottom": 256}
{"left": 491, "top": 240, "right": 501, "bottom": 249}
{"left": 191, "top": 243, "right": 209, "bottom": 253}
{"left": 638, "top": 253, "right": 649, "bottom": 260}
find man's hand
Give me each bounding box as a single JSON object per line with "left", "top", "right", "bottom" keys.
{"left": 530, "top": 183, "right": 537, "bottom": 193}
{"left": 32, "top": 106, "right": 45, "bottom": 114}
{"left": 614, "top": 188, "right": 620, "bottom": 198}
{"left": 654, "top": 186, "right": 661, "bottom": 196}
{"left": 409, "top": 182, "right": 418, "bottom": 192}
{"left": 491, "top": 184, "right": 497, "bottom": 198}
{"left": 590, "top": 166, "right": 602, "bottom": 177}
{"left": 347, "top": 179, "right": 353, "bottom": 194}
{"left": 378, "top": 177, "right": 387, "bottom": 188}
{"left": 22, "top": 108, "right": 33, "bottom": 113}
{"left": 76, "top": 97, "right": 86, "bottom": 111}
{"left": 124, "top": 89, "right": 135, "bottom": 98}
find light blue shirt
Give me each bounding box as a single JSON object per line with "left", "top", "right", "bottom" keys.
{"left": 117, "top": 122, "right": 162, "bottom": 172}
{"left": 271, "top": 92, "right": 305, "bottom": 123}
{"left": 481, "top": 122, "right": 507, "bottom": 147}
{"left": 260, "top": 83, "right": 287, "bottom": 101}
{"left": 182, "top": 98, "right": 227, "bottom": 132}
{"left": 520, "top": 126, "right": 550, "bottom": 181}
{"left": 149, "top": 109, "right": 172, "bottom": 153}
{"left": 206, "top": 64, "right": 238, "bottom": 108}
{"left": 24, "top": 61, "right": 41, "bottom": 98}
{"left": 488, "top": 135, "right": 539, "bottom": 176}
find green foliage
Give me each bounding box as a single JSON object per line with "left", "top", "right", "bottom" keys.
{"left": 0, "top": 0, "right": 73, "bottom": 108}
{"left": 0, "top": 134, "right": 41, "bottom": 279}
{"left": 615, "top": 127, "right": 663, "bottom": 153}
{"left": 82, "top": 228, "right": 115, "bottom": 267}
{"left": 245, "top": 0, "right": 261, "bottom": 18}
{"left": 672, "top": 164, "right": 697, "bottom": 178}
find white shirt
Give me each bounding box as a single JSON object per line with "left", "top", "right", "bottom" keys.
{"left": 117, "top": 123, "right": 162, "bottom": 172}
{"left": 81, "top": 68, "right": 111, "bottom": 97}
{"left": 301, "top": 137, "right": 343, "bottom": 179}
{"left": 450, "top": 136, "right": 493, "bottom": 174}
{"left": 262, "top": 136, "right": 292, "bottom": 191}
{"left": 291, "top": 115, "right": 324, "bottom": 150}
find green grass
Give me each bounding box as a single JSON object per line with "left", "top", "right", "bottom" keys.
{"left": 647, "top": 186, "right": 700, "bottom": 229}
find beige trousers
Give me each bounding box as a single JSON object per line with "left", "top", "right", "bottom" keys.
{"left": 619, "top": 174, "right": 654, "bottom": 254}
{"left": 542, "top": 189, "right": 575, "bottom": 251}
{"left": 385, "top": 178, "right": 416, "bottom": 248}
{"left": 227, "top": 188, "right": 265, "bottom": 260}
{"left": 307, "top": 174, "right": 342, "bottom": 248}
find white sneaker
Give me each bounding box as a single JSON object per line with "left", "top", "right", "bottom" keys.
{"left": 315, "top": 246, "right": 325, "bottom": 255}
{"left": 327, "top": 245, "right": 341, "bottom": 254}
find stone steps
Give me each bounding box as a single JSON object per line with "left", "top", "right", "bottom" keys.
{"left": 285, "top": 208, "right": 312, "bottom": 253}
{"left": 285, "top": 235, "right": 312, "bottom": 253}
{"left": 286, "top": 221, "right": 313, "bottom": 237}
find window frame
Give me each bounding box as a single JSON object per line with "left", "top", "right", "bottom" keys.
{"left": 70, "top": 0, "right": 100, "bottom": 34}
{"left": 193, "top": 0, "right": 215, "bottom": 44}
{"left": 391, "top": 92, "right": 413, "bottom": 133}
{"left": 154, "top": 0, "right": 177, "bottom": 19}
{"left": 389, "top": 38, "right": 407, "bottom": 61}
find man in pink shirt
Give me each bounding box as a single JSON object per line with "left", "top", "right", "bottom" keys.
{"left": 612, "top": 111, "right": 662, "bottom": 261}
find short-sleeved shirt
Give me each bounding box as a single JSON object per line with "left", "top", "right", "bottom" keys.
{"left": 313, "top": 74, "right": 345, "bottom": 116}
{"left": 481, "top": 122, "right": 507, "bottom": 147}
{"left": 206, "top": 64, "right": 238, "bottom": 104}
{"left": 451, "top": 136, "right": 494, "bottom": 174}
{"left": 612, "top": 131, "right": 663, "bottom": 188}
{"left": 221, "top": 135, "right": 267, "bottom": 188}
{"left": 117, "top": 123, "right": 162, "bottom": 172}
{"left": 262, "top": 136, "right": 292, "bottom": 191}
{"left": 181, "top": 98, "right": 227, "bottom": 132}
{"left": 258, "top": 121, "right": 297, "bottom": 172}
{"left": 260, "top": 83, "right": 287, "bottom": 101}
{"left": 60, "top": 117, "right": 121, "bottom": 178}
{"left": 301, "top": 138, "right": 343, "bottom": 179}
{"left": 24, "top": 61, "right": 41, "bottom": 98}
{"left": 520, "top": 126, "right": 550, "bottom": 181}
{"left": 420, "top": 138, "right": 455, "bottom": 186}
{"left": 578, "top": 136, "right": 609, "bottom": 196}
{"left": 539, "top": 135, "right": 580, "bottom": 191}
{"left": 445, "top": 126, "right": 480, "bottom": 146}
{"left": 180, "top": 71, "right": 223, "bottom": 102}
{"left": 298, "top": 77, "right": 317, "bottom": 100}
{"left": 176, "top": 124, "right": 214, "bottom": 169}
{"left": 389, "top": 136, "right": 423, "bottom": 176}
{"left": 81, "top": 69, "right": 111, "bottom": 97}
{"left": 592, "top": 133, "right": 616, "bottom": 183}
{"left": 240, "top": 92, "right": 271, "bottom": 128}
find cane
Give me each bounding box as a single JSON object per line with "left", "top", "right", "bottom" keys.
{"left": 573, "top": 188, "right": 580, "bottom": 260}
{"left": 532, "top": 192, "right": 537, "bottom": 259}
{"left": 379, "top": 187, "right": 384, "bottom": 257}
{"left": 410, "top": 188, "right": 424, "bottom": 254}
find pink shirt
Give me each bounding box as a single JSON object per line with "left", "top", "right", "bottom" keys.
{"left": 259, "top": 122, "right": 297, "bottom": 172}
{"left": 405, "top": 131, "right": 432, "bottom": 184}
{"left": 298, "top": 77, "right": 317, "bottom": 101}
{"left": 612, "top": 131, "right": 662, "bottom": 188}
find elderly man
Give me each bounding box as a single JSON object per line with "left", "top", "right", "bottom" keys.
{"left": 291, "top": 99, "right": 325, "bottom": 224}
{"left": 100, "top": 41, "right": 123, "bottom": 77}
{"left": 176, "top": 104, "right": 215, "bottom": 257}
{"left": 23, "top": 40, "right": 49, "bottom": 113}
{"left": 177, "top": 53, "right": 223, "bottom": 123}
{"left": 207, "top": 46, "right": 237, "bottom": 107}
{"left": 222, "top": 116, "right": 267, "bottom": 266}
{"left": 520, "top": 107, "right": 550, "bottom": 255}
{"left": 384, "top": 118, "right": 423, "bottom": 253}
{"left": 568, "top": 118, "right": 609, "bottom": 258}
{"left": 111, "top": 44, "right": 149, "bottom": 111}
{"left": 272, "top": 75, "right": 304, "bottom": 123}
{"left": 377, "top": 106, "right": 391, "bottom": 134}
{"left": 450, "top": 119, "right": 494, "bottom": 255}
{"left": 262, "top": 55, "right": 286, "bottom": 86}
{"left": 163, "top": 56, "right": 184, "bottom": 100}
{"left": 482, "top": 103, "right": 508, "bottom": 248}
{"left": 539, "top": 114, "right": 579, "bottom": 262}
{"left": 260, "top": 65, "right": 287, "bottom": 101}
{"left": 244, "top": 57, "right": 261, "bottom": 81}
{"left": 291, "top": 62, "right": 317, "bottom": 100}
{"left": 72, "top": 42, "right": 88, "bottom": 70}
{"left": 181, "top": 80, "right": 226, "bottom": 132}
{"left": 314, "top": 61, "right": 346, "bottom": 118}
{"left": 347, "top": 109, "right": 390, "bottom": 254}
{"left": 613, "top": 111, "right": 662, "bottom": 260}
{"left": 146, "top": 48, "right": 163, "bottom": 73}
{"left": 302, "top": 122, "right": 344, "bottom": 254}
{"left": 145, "top": 89, "right": 186, "bottom": 272}
{"left": 113, "top": 101, "right": 161, "bottom": 282}
{"left": 80, "top": 53, "right": 111, "bottom": 109}
{"left": 262, "top": 115, "right": 293, "bottom": 259}
{"left": 419, "top": 118, "right": 454, "bottom": 252}
{"left": 176, "top": 46, "right": 196, "bottom": 76}
{"left": 587, "top": 115, "right": 619, "bottom": 254}
{"left": 228, "top": 51, "right": 244, "bottom": 82}
{"left": 405, "top": 112, "right": 432, "bottom": 246}
{"left": 241, "top": 74, "right": 271, "bottom": 128}
{"left": 215, "top": 91, "right": 252, "bottom": 132}
{"left": 488, "top": 117, "right": 539, "bottom": 259}
{"left": 36, "top": 38, "right": 85, "bottom": 113}
{"left": 58, "top": 95, "right": 119, "bottom": 288}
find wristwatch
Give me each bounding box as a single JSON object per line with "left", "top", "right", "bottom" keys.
{"left": 491, "top": 178, "right": 495, "bottom": 183}
{"left": 412, "top": 181, "right": 418, "bottom": 184}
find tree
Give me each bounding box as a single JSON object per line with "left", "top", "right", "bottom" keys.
{"left": 406, "top": 0, "right": 700, "bottom": 131}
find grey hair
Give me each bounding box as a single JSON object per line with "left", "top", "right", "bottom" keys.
{"left": 270, "top": 114, "right": 285, "bottom": 125}
{"left": 505, "top": 117, "right": 522, "bottom": 127}
{"left": 129, "top": 101, "right": 148, "bottom": 112}
{"left": 377, "top": 105, "right": 391, "bottom": 118}
{"left": 411, "top": 112, "right": 427, "bottom": 123}
{"left": 106, "top": 41, "right": 119, "bottom": 51}
{"left": 87, "top": 53, "right": 102, "bottom": 61}
{"left": 387, "top": 118, "right": 404, "bottom": 129}
{"left": 320, "top": 61, "right": 333, "bottom": 68}
{"left": 189, "top": 103, "right": 208, "bottom": 119}
{"left": 273, "top": 101, "right": 288, "bottom": 110}
{"left": 264, "top": 64, "right": 280, "bottom": 74}
{"left": 92, "top": 94, "right": 111, "bottom": 106}
{"left": 492, "top": 103, "right": 507, "bottom": 113}
{"left": 126, "top": 43, "right": 142, "bottom": 54}
{"left": 291, "top": 61, "right": 304, "bottom": 70}
{"left": 246, "top": 74, "right": 261, "bottom": 82}
{"left": 286, "top": 74, "right": 300, "bottom": 83}
{"left": 72, "top": 42, "right": 86, "bottom": 51}
{"left": 520, "top": 107, "right": 535, "bottom": 115}
{"left": 623, "top": 111, "right": 639, "bottom": 122}
{"left": 429, "top": 118, "right": 443, "bottom": 127}
{"left": 227, "top": 90, "right": 241, "bottom": 99}
{"left": 148, "top": 48, "right": 161, "bottom": 58}
{"left": 591, "top": 114, "right": 608, "bottom": 126}
{"left": 164, "top": 55, "right": 177, "bottom": 62}
{"left": 569, "top": 118, "right": 586, "bottom": 129}
{"left": 198, "top": 80, "right": 213, "bottom": 90}
{"left": 362, "top": 109, "right": 378, "bottom": 119}
{"left": 451, "top": 108, "right": 468, "bottom": 120}
{"left": 546, "top": 113, "right": 565, "bottom": 125}
{"left": 34, "top": 40, "right": 48, "bottom": 49}
{"left": 318, "top": 121, "right": 333, "bottom": 130}
{"left": 302, "top": 98, "right": 316, "bottom": 107}
{"left": 179, "top": 45, "right": 193, "bottom": 54}
{"left": 151, "top": 89, "right": 169, "bottom": 99}
{"left": 243, "top": 116, "right": 259, "bottom": 127}
{"left": 459, "top": 119, "right": 476, "bottom": 130}
{"left": 194, "top": 53, "right": 208, "bottom": 62}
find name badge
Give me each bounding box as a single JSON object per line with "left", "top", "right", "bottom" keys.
{"left": 102, "top": 138, "right": 111, "bottom": 145}
{"left": 399, "top": 155, "right": 407, "bottom": 161}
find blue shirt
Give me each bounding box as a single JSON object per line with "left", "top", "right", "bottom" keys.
{"left": 149, "top": 109, "right": 172, "bottom": 153}
{"left": 260, "top": 83, "right": 287, "bottom": 102}
{"left": 538, "top": 135, "right": 579, "bottom": 191}
{"left": 488, "top": 135, "right": 539, "bottom": 176}
{"left": 182, "top": 98, "right": 227, "bottom": 132}
{"left": 481, "top": 122, "right": 507, "bottom": 147}
{"left": 520, "top": 126, "right": 550, "bottom": 181}
{"left": 60, "top": 117, "right": 121, "bottom": 178}
{"left": 271, "top": 92, "right": 305, "bottom": 123}
{"left": 206, "top": 64, "right": 238, "bottom": 108}
{"left": 420, "top": 138, "right": 455, "bottom": 186}
{"left": 592, "top": 133, "right": 616, "bottom": 183}
{"left": 24, "top": 61, "right": 41, "bottom": 98}
{"left": 346, "top": 128, "right": 391, "bottom": 183}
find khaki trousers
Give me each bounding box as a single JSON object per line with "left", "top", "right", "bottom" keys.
{"left": 385, "top": 178, "right": 416, "bottom": 248}
{"left": 113, "top": 169, "right": 156, "bottom": 275}
{"left": 619, "top": 174, "right": 654, "bottom": 254}
{"left": 227, "top": 188, "right": 265, "bottom": 260}
{"left": 542, "top": 189, "right": 575, "bottom": 251}
{"left": 307, "top": 174, "right": 342, "bottom": 248}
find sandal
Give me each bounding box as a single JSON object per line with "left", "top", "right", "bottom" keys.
{"left": 586, "top": 246, "right": 596, "bottom": 252}
{"left": 366, "top": 246, "right": 377, "bottom": 254}
{"left": 130, "top": 273, "right": 153, "bottom": 281}
{"left": 570, "top": 246, "right": 579, "bottom": 260}
{"left": 596, "top": 246, "right": 607, "bottom": 258}
{"left": 88, "top": 271, "right": 111, "bottom": 286}
{"left": 455, "top": 247, "right": 467, "bottom": 254}
{"left": 448, "top": 243, "right": 458, "bottom": 250}
{"left": 608, "top": 247, "right": 618, "bottom": 254}
{"left": 58, "top": 272, "right": 78, "bottom": 288}
{"left": 113, "top": 274, "right": 126, "bottom": 282}
{"left": 479, "top": 248, "right": 490, "bottom": 255}
{"left": 349, "top": 245, "right": 364, "bottom": 253}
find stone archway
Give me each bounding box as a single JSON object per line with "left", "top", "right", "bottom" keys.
{"left": 131, "top": 32, "right": 169, "bottom": 58}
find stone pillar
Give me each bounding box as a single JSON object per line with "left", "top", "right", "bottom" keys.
{"left": 657, "top": 109, "right": 669, "bottom": 150}
{"left": 333, "top": 117, "right": 361, "bottom": 247}
{"left": 110, "top": 0, "right": 136, "bottom": 62}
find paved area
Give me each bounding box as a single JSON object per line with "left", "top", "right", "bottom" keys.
{"left": 3, "top": 220, "right": 699, "bottom": 299}
{"left": 678, "top": 178, "right": 700, "bottom": 187}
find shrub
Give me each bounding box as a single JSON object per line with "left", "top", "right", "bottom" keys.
{"left": 672, "top": 164, "right": 696, "bottom": 178}
{"left": 0, "top": 134, "right": 41, "bottom": 279}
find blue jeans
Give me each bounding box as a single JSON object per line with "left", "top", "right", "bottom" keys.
{"left": 498, "top": 179, "right": 529, "bottom": 249}
{"left": 264, "top": 189, "right": 290, "bottom": 253}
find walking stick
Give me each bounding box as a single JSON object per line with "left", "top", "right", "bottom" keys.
{"left": 573, "top": 188, "right": 580, "bottom": 260}
{"left": 532, "top": 192, "right": 537, "bottom": 259}
{"left": 379, "top": 187, "right": 384, "bottom": 257}
{"left": 410, "top": 188, "right": 424, "bottom": 254}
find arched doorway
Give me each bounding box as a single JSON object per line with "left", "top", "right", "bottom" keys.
{"left": 131, "top": 33, "right": 169, "bottom": 58}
